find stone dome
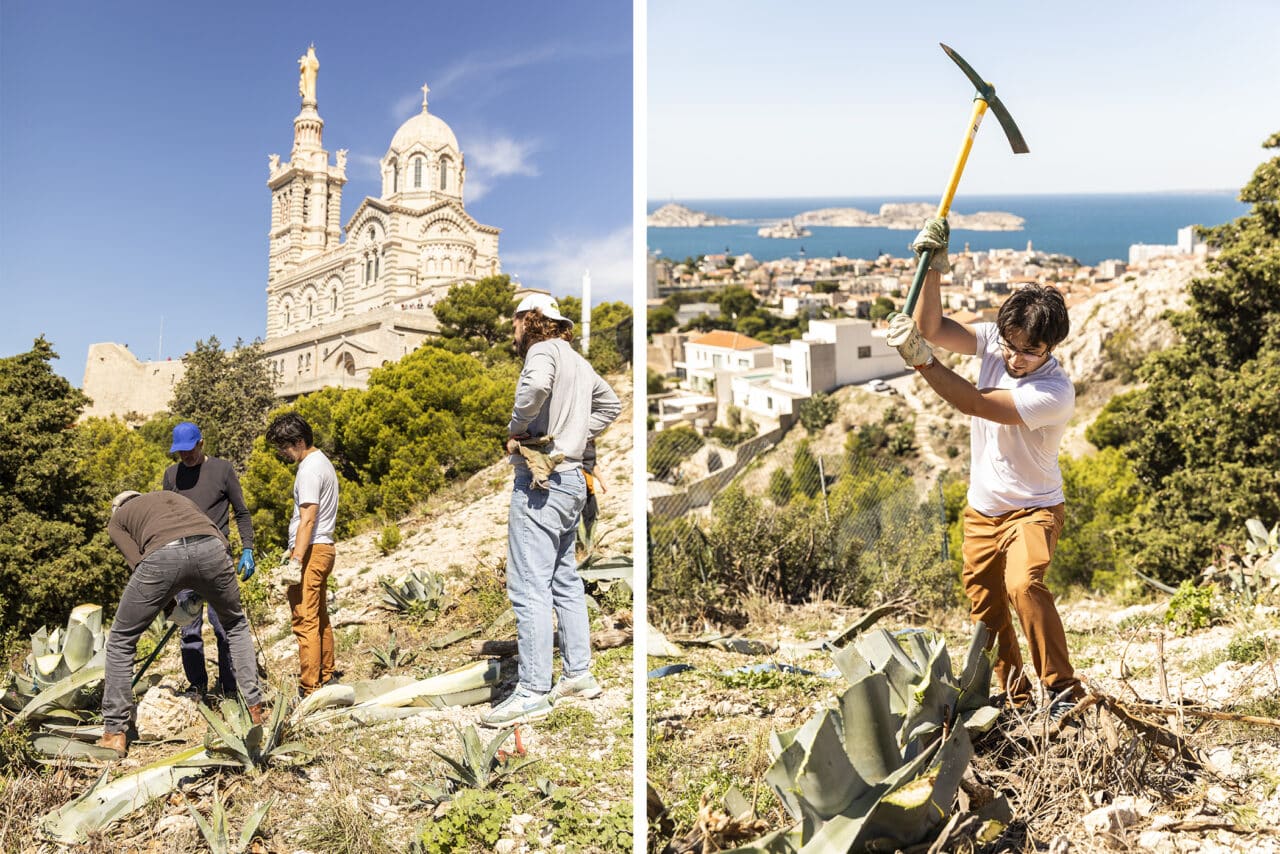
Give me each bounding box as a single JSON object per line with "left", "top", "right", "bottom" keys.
{"left": 389, "top": 108, "right": 458, "bottom": 153}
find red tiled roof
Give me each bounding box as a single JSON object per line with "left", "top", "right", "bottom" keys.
{"left": 688, "top": 330, "right": 769, "bottom": 350}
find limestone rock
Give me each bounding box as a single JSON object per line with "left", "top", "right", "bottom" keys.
{"left": 1083, "top": 801, "right": 1140, "bottom": 835}
{"left": 134, "top": 684, "right": 201, "bottom": 740}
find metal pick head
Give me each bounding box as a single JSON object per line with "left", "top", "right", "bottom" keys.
{"left": 940, "top": 42, "right": 1029, "bottom": 154}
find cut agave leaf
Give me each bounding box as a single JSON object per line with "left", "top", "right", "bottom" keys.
{"left": 39, "top": 747, "right": 210, "bottom": 844}
{"left": 28, "top": 733, "right": 122, "bottom": 761}
{"left": 355, "top": 659, "right": 500, "bottom": 709}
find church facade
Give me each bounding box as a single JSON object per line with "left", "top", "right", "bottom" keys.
{"left": 263, "top": 46, "right": 502, "bottom": 397}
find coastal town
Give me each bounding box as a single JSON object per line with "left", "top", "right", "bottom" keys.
{"left": 646, "top": 223, "right": 1208, "bottom": 441}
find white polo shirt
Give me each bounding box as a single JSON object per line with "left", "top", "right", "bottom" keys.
{"left": 967, "top": 323, "right": 1074, "bottom": 515}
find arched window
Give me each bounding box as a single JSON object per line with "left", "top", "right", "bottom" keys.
{"left": 392, "top": 163, "right": 399, "bottom": 193}
{"left": 440, "top": 157, "right": 450, "bottom": 190}
{"left": 307, "top": 298, "right": 314, "bottom": 319}
{"left": 366, "top": 256, "right": 374, "bottom": 283}
{"left": 341, "top": 352, "right": 355, "bottom": 376}
{"left": 331, "top": 288, "right": 338, "bottom": 312}
{"left": 374, "top": 249, "right": 382, "bottom": 280}
{"left": 413, "top": 158, "right": 423, "bottom": 188}
{"left": 297, "top": 355, "right": 304, "bottom": 374}
{"left": 284, "top": 304, "right": 291, "bottom": 326}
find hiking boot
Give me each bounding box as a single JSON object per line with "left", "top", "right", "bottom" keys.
{"left": 248, "top": 703, "right": 266, "bottom": 725}
{"left": 96, "top": 731, "right": 127, "bottom": 758}
{"left": 548, "top": 672, "right": 603, "bottom": 704}
{"left": 480, "top": 686, "right": 552, "bottom": 728}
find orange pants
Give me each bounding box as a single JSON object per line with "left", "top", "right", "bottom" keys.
{"left": 287, "top": 543, "right": 336, "bottom": 695}
{"left": 962, "top": 504, "right": 1080, "bottom": 704}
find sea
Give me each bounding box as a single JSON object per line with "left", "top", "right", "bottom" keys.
{"left": 646, "top": 192, "right": 1249, "bottom": 266}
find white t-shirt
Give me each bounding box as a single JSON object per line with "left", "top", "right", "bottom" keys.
{"left": 288, "top": 449, "right": 339, "bottom": 549}
{"left": 967, "top": 322, "right": 1074, "bottom": 515}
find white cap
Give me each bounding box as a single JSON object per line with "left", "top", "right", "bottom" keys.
{"left": 111, "top": 490, "right": 142, "bottom": 514}
{"left": 514, "top": 293, "right": 573, "bottom": 327}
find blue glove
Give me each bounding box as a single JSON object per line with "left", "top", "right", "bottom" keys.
{"left": 237, "top": 549, "right": 256, "bottom": 581}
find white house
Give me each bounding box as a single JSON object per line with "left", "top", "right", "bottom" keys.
{"left": 674, "top": 330, "right": 773, "bottom": 393}
{"left": 730, "top": 318, "right": 900, "bottom": 425}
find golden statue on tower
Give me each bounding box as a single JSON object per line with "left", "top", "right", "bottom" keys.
{"left": 298, "top": 45, "right": 319, "bottom": 103}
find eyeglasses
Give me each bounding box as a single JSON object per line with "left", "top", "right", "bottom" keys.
{"left": 998, "top": 338, "right": 1049, "bottom": 359}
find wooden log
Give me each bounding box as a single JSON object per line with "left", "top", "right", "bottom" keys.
{"left": 470, "top": 627, "right": 633, "bottom": 657}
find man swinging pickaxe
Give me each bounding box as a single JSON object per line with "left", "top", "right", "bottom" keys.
{"left": 887, "top": 49, "right": 1089, "bottom": 724}
{"left": 902, "top": 43, "right": 1029, "bottom": 316}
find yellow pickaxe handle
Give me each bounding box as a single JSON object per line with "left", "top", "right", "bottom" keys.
{"left": 904, "top": 96, "right": 990, "bottom": 316}
{"left": 938, "top": 97, "right": 989, "bottom": 219}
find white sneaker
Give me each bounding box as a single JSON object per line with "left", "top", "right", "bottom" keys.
{"left": 480, "top": 686, "right": 552, "bottom": 727}
{"left": 548, "top": 672, "right": 602, "bottom": 704}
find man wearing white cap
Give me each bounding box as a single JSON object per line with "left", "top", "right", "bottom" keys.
{"left": 98, "top": 490, "right": 263, "bottom": 757}
{"left": 481, "top": 293, "right": 621, "bottom": 727}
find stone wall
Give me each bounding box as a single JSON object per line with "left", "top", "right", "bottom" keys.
{"left": 81, "top": 343, "right": 185, "bottom": 420}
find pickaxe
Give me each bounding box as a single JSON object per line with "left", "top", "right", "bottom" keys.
{"left": 902, "top": 43, "right": 1030, "bottom": 316}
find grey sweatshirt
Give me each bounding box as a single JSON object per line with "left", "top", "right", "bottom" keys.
{"left": 507, "top": 338, "right": 621, "bottom": 474}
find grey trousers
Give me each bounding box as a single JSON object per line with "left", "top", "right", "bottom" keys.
{"left": 103, "top": 535, "right": 261, "bottom": 733}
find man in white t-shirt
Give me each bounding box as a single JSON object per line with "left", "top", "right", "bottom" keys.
{"left": 887, "top": 217, "right": 1084, "bottom": 722}
{"left": 266, "top": 412, "right": 339, "bottom": 697}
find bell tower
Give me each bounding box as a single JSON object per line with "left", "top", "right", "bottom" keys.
{"left": 266, "top": 45, "right": 347, "bottom": 286}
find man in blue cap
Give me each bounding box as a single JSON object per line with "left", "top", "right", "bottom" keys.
{"left": 162, "top": 421, "right": 256, "bottom": 700}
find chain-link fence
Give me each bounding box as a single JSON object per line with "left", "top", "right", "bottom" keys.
{"left": 647, "top": 425, "right": 953, "bottom": 626}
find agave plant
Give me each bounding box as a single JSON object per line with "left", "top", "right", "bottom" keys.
{"left": 1204, "top": 517, "right": 1280, "bottom": 604}
{"left": 424, "top": 724, "right": 537, "bottom": 801}
{"left": 380, "top": 569, "right": 453, "bottom": 623}
{"left": 186, "top": 785, "right": 274, "bottom": 854}
{"left": 726, "top": 622, "right": 1006, "bottom": 853}
{"left": 371, "top": 627, "right": 418, "bottom": 672}
{"left": 6, "top": 605, "right": 111, "bottom": 726}
{"left": 199, "top": 698, "right": 311, "bottom": 774}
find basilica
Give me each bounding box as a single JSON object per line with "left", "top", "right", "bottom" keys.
{"left": 262, "top": 46, "right": 502, "bottom": 397}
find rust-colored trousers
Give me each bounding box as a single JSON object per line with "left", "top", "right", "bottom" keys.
{"left": 287, "top": 543, "right": 336, "bottom": 695}
{"left": 962, "top": 504, "right": 1080, "bottom": 704}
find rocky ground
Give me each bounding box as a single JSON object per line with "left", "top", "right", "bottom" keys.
{"left": 646, "top": 594, "right": 1280, "bottom": 853}
{"left": 2, "top": 377, "right": 636, "bottom": 854}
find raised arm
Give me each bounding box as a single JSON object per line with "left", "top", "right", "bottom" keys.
{"left": 909, "top": 219, "right": 976, "bottom": 356}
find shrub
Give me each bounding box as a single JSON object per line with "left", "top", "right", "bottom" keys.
{"left": 648, "top": 426, "right": 705, "bottom": 481}
{"left": 377, "top": 524, "right": 402, "bottom": 555}
{"left": 1164, "top": 581, "right": 1220, "bottom": 635}
{"left": 798, "top": 392, "right": 838, "bottom": 433}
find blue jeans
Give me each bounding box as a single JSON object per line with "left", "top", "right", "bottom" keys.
{"left": 102, "top": 536, "right": 261, "bottom": 733}
{"left": 506, "top": 469, "right": 590, "bottom": 694}
{"left": 179, "top": 592, "right": 237, "bottom": 695}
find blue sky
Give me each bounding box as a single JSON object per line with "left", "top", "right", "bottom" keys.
{"left": 649, "top": 0, "right": 1280, "bottom": 200}
{"left": 1, "top": 1, "right": 632, "bottom": 382}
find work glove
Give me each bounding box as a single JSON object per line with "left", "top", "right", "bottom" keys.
{"left": 277, "top": 555, "right": 303, "bottom": 589}
{"left": 237, "top": 549, "right": 256, "bottom": 582}
{"left": 165, "top": 592, "right": 204, "bottom": 628}
{"left": 886, "top": 312, "right": 934, "bottom": 369}
{"left": 910, "top": 217, "right": 951, "bottom": 273}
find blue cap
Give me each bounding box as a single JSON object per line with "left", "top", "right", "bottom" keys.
{"left": 169, "top": 422, "right": 202, "bottom": 452}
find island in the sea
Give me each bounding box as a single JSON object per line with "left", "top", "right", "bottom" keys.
{"left": 648, "top": 201, "right": 1024, "bottom": 231}
{"left": 647, "top": 202, "right": 736, "bottom": 227}
{"left": 794, "top": 203, "right": 1023, "bottom": 231}
{"left": 757, "top": 220, "right": 811, "bottom": 239}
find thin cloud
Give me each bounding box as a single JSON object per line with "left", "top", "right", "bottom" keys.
{"left": 503, "top": 226, "right": 633, "bottom": 305}
{"left": 469, "top": 136, "right": 539, "bottom": 178}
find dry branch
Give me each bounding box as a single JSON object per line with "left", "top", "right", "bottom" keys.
{"left": 1115, "top": 701, "right": 1280, "bottom": 731}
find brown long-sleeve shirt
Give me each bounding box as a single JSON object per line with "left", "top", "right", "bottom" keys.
{"left": 107, "top": 492, "right": 228, "bottom": 569}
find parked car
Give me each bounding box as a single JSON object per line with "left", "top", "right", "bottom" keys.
{"left": 863, "top": 379, "right": 893, "bottom": 394}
